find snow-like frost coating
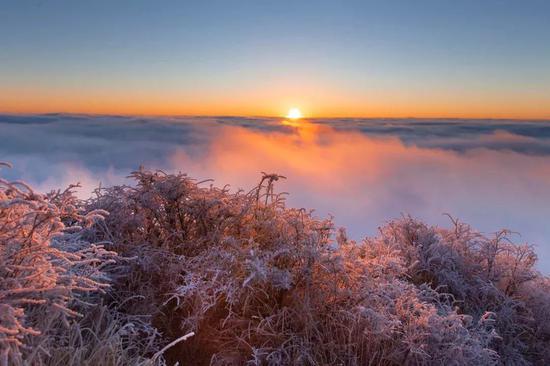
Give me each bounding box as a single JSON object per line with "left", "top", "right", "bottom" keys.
{"left": 1, "top": 164, "right": 549, "bottom": 365}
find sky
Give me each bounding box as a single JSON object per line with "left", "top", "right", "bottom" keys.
{"left": 1, "top": 0, "right": 550, "bottom": 118}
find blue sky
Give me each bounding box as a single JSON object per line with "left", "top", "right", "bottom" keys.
{"left": 1, "top": 0, "right": 549, "bottom": 117}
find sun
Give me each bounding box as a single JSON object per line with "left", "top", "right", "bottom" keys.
{"left": 286, "top": 107, "right": 302, "bottom": 119}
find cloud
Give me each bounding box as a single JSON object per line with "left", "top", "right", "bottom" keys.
{"left": 167, "top": 120, "right": 550, "bottom": 271}
{"left": 2, "top": 113, "right": 550, "bottom": 270}
{"left": 314, "top": 118, "right": 550, "bottom": 155}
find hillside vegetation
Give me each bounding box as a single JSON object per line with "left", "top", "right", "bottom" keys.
{"left": 1, "top": 163, "right": 549, "bottom": 365}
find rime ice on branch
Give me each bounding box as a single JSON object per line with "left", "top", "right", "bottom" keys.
{"left": 2, "top": 163, "right": 550, "bottom": 365}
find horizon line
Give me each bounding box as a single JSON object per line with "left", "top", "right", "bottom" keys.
{"left": 1, "top": 110, "right": 550, "bottom": 122}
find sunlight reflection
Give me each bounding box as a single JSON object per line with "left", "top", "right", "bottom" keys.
{"left": 281, "top": 119, "right": 302, "bottom": 128}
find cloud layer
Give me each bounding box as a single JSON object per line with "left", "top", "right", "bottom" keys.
{"left": 2, "top": 113, "right": 550, "bottom": 270}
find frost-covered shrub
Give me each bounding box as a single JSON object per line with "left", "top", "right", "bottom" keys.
{"left": 0, "top": 163, "right": 159, "bottom": 366}
{"left": 3, "top": 163, "right": 550, "bottom": 365}
{"left": 87, "top": 169, "right": 548, "bottom": 365}
{"left": 373, "top": 215, "right": 549, "bottom": 364}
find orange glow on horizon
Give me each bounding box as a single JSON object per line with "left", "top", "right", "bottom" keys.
{"left": 1, "top": 84, "right": 550, "bottom": 119}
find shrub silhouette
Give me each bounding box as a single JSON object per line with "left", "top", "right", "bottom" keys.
{"left": 1, "top": 164, "right": 549, "bottom": 365}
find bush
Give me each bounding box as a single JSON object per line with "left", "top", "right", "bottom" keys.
{"left": 0, "top": 163, "right": 157, "bottom": 366}
{"left": 2, "top": 164, "right": 549, "bottom": 365}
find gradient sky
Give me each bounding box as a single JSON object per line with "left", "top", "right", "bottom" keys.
{"left": 1, "top": 0, "right": 549, "bottom": 118}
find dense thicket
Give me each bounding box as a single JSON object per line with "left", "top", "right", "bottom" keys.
{"left": 1, "top": 164, "right": 549, "bottom": 365}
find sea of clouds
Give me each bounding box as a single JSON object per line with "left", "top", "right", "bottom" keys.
{"left": 2, "top": 113, "right": 550, "bottom": 270}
